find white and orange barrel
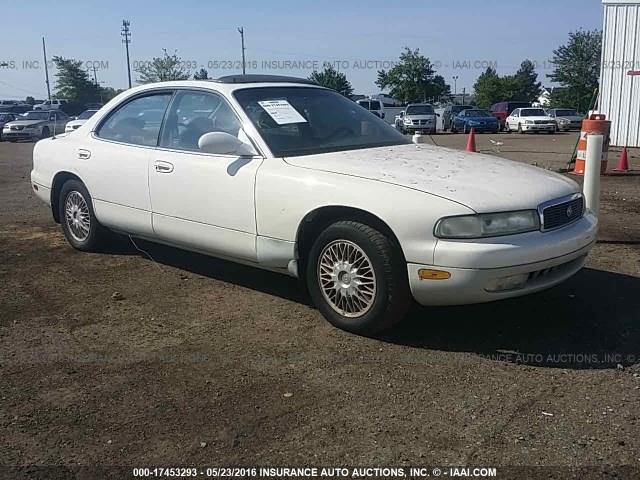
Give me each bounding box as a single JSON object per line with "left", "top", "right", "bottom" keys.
{"left": 572, "top": 114, "right": 611, "bottom": 175}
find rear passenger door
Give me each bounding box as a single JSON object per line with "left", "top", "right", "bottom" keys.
{"left": 149, "top": 89, "right": 263, "bottom": 261}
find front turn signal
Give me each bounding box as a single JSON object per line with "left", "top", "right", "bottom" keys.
{"left": 418, "top": 269, "right": 451, "bottom": 280}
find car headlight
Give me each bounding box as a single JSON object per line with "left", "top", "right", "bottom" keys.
{"left": 404, "top": 118, "right": 412, "bottom": 124}
{"left": 558, "top": 118, "right": 569, "bottom": 124}
{"left": 525, "top": 120, "right": 534, "bottom": 124}
{"left": 434, "top": 210, "right": 540, "bottom": 239}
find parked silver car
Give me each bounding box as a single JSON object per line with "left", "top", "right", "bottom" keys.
{"left": 546, "top": 108, "right": 584, "bottom": 131}
{"left": 2, "top": 110, "right": 69, "bottom": 141}
{"left": 0, "top": 112, "right": 17, "bottom": 141}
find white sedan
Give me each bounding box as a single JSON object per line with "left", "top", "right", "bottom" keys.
{"left": 30, "top": 76, "right": 597, "bottom": 335}
{"left": 505, "top": 107, "right": 557, "bottom": 134}
{"left": 65, "top": 109, "right": 99, "bottom": 133}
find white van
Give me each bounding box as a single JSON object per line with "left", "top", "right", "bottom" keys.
{"left": 356, "top": 98, "right": 385, "bottom": 119}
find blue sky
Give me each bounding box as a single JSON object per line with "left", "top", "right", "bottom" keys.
{"left": 0, "top": 0, "right": 603, "bottom": 99}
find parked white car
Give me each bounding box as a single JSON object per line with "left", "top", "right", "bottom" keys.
{"left": 30, "top": 76, "right": 597, "bottom": 335}
{"left": 356, "top": 98, "right": 385, "bottom": 119}
{"left": 65, "top": 109, "right": 99, "bottom": 133}
{"left": 505, "top": 107, "right": 557, "bottom": 134}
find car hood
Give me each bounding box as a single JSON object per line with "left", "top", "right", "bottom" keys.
{"left": 519, "top": 116, "right": 555, "bottom": 122}
{"left": 464, "top": 116, "right": 497, "bottom": 122}
{"left": 4, "top": 120, "right": 44, "bottom": 127}
{"left": 556, "top": 115, "right": 584, "bottom": 122}
{"left": 66, "top": 119, "right": 87, "bottom": 128}
{"left": 405, "top": 114, "right": 436, "bottom": 120}
{"left": 284, "top": 143, "right": 578, "bottom": 212}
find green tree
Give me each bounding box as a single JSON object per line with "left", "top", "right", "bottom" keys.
{"left": 308, "top": 64, "right": 353, "bottom": 97}
{"left": 193, "top": 68, "right": 209, "bottom": 80}
{"left": 548, "top": 30, "right": 602, "bottom": 112}
{"left": 51, "top": 56, "right": 101, "bottom": 105}
{"left": 376, "top": 47, "right": 449, "bottom": 103}
{"left": 136, "top": 49, "right": 190, "bottom": 84}
{"left": 512, "top": 59, "right": 542, "bottom": 102}
{"left": 473, "top": 67, "right": 505, "bottom": 108}
{"left": 25, "top": 96, "right": 36, "bottom": 105}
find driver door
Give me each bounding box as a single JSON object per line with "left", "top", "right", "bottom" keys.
{"left": 149, "top": 89, "right": 263, "bottom": 261}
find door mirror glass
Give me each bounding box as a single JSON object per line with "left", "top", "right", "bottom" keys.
{"left": 198, "top": 131, "right": 257, "bottom": 156}
{"left": 399, "top": 111, "right": 404, "bottom": 117}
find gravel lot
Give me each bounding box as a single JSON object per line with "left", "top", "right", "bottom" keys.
{"left": 1, "top": 132, "right": 639, "bottom": 478}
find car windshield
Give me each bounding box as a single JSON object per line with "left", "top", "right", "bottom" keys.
{"left": 78, "top": 110, "right": 97, "bottom": 120}
{"left": 451, "top": 106, "right": 471, "bottom": 114}
{"left": 555, "top": 109, "right": 579, "bottom": 117}
{"left": 19, "top": 112, "right": 50, "bottom": 120}
{"left": 358, "top": 100, "right": 381, "bottom": 111}
{"left": 234, "top": 87, "right": 409, "bottom": 157}
{"left": 406, "top": 105, "right": 434, "bottom": 115}
{"left": 465, "top": 109, "right": 492, "bottom": 117}
{"left": 0, "top": 114, "right": 12, "bottom": 121}
{"left": 520, "top": 108, "right": 546, "bottom": 117}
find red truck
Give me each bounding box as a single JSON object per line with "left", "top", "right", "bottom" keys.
{"left": 490, "top": 101, "right": 531, "bottom": 131}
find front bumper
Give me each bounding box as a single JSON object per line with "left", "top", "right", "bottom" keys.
{"left": 408, "top": 213, "right": 597, "bottom": 306}
{"left": 466, "top": 124, "right": 499, "bottom": 132}
{"left": 404, "top": 124, "right": 435, "bottom": 132}
{"left": 2, "top": 130, "right": 37, "bottom": 140}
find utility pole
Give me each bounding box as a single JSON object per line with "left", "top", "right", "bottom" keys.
{"left": 452, "top": 75, "right": 458, "bottom": 96}
{"left": 42, "top": 37, "right": 51, "bottom": 101}
{"left": 92, "top": 64, "right": 98, "bottom": 85}
{"left": 462, "top": 87, "right": 466, "bottom": 106}
{"left": 121, "top": 20, "right": 132, "bottom": 88}
{"left": 237, "top": 27, "right": 246, "bottom": 74}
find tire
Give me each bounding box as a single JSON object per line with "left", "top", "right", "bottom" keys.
{"left": 517, "top": 123, "right": 523, "bottom": 134}
{"left": 430, "top": 128, "right": 436, "bottom": 135}
{"left": 450, "top": 123, "right": 457, "bottom": 133}
{"left": 41, "top": 127, "right": 50, "bottom": 139}
{"left": 306, "top": 221, "right": 411, "bottom": 336}
{"left": 58, "top": 180, "right": 107, "bottom": 251}
{"left": 463, "top": 124, "right": 469, "bottom": 134}
{"left": 504, "top": 122, "right": 510, "bottom": 133}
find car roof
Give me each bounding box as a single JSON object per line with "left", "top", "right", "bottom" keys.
{"left": 407, "top": 103, "right": 433, "bottom": 107}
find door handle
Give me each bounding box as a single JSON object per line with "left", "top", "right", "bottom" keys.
{"left": 154, "top": 161, "right": 174, "bottom": 173}
{"left": 77, "top": 149, "right": 91, "bottom": 160}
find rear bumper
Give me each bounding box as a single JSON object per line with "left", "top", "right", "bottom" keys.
{"left": 407, "top": 213, "right": 597, "bottom": 306}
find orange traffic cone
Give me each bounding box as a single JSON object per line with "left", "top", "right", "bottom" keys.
{"left": 466, "top": 128, "right": 477, "bottom": 152}
{"left": 614, "top": 147, "right": 630, "bottom": 172}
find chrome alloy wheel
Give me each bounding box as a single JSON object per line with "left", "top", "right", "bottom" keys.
{"left": 317, "top": 240, "right": 377, "bottom": 318}
{"left": 64, "top": 191, "right": 91, "bottom": 242}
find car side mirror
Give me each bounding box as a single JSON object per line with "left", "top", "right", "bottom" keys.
{"left": 198, "top": 131, "right": 257, "bottom": 156}
{"left": 436, "top": 113, "right": 440, "bottom": 117}
{"left": 399, "top": 112, "right": 404, "bottom": 117}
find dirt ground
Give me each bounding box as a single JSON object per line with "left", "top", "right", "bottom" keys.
{"left": 1, "top": 132, "right": 639, "bottom": 479}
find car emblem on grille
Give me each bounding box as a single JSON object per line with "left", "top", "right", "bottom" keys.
{"left": 566, "top": 206, "right": 573, "bottom": 217}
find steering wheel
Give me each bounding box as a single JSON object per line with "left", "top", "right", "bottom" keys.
{"left": 325, "top": 125, "right": 355, "bottom": 142}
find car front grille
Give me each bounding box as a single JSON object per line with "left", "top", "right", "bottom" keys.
{"left": 534, "top": 120, "right": 553, "bottom": 125}
{"left": 411, "top": 119, "right": 431, "bottom": 125}
{"left": 542, "top": 196, "right": 584, "bottom": 230}
{"left": 10, "top": 125, "right": 24, "bottom": 131}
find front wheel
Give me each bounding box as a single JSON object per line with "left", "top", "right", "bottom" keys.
{"left": 306, "top": 221, "right": 411, "bottom": 336}
{"left": 517, "top": 123, "right": 523, "bottom": 134}
{"left": 40, "top": 127, "right": 50, "bottom": 139}
{"left": 59, "top": 180, "right": 108, "bottom": 251}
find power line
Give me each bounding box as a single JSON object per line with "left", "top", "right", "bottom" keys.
{"left": 121, "top": 20, "right": 132, "bottom": 88}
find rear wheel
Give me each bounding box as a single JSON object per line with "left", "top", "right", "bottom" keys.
{"left": 59, "top": 180, "right": 108, "bottom": 251}
{"left": 306, "top": 221, "right": 411, "bottom": 336}
{"left": 40, "top": 127, "right": 50, "bottom": 139}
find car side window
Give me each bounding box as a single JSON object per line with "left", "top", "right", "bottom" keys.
{"left": 97, "top": 93, "right": 172, "bottom": 147}
{"left": 159, "top": 90, "right": 241, "bottom": 152}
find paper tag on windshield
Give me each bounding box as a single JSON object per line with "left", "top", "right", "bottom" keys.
{"left": 258, "top": 100, "right": 307, "bottom": 125}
